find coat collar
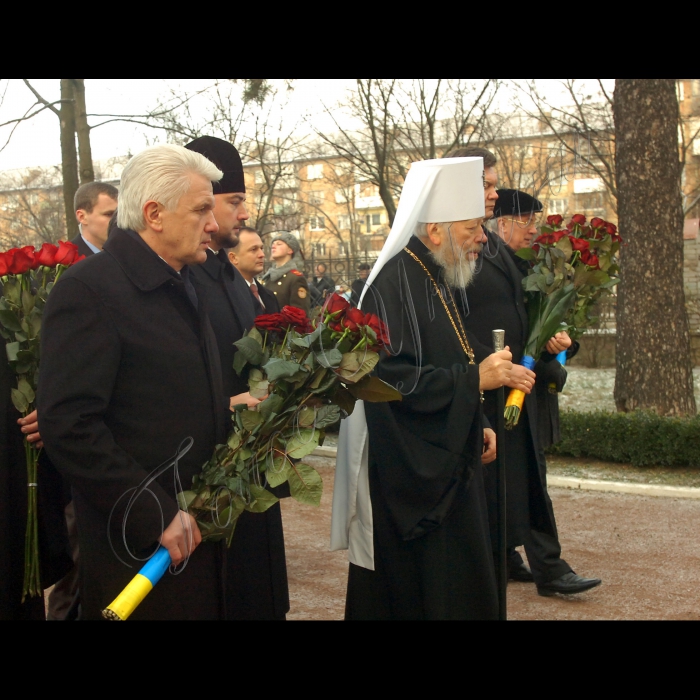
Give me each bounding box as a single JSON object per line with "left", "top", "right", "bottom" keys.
{"left": 103, "top": 227, "right": 186, "bottom": 292}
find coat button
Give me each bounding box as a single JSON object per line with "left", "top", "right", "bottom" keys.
{"left": 278, "top": 281, "right": 282, "bottom": 285}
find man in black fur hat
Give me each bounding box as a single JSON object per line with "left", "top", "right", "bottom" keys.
{"left": 455, "top": 173, "right": 601, "bottom": 596}
{"left": 184, "top": 136, "right": 289, "bottom": 620}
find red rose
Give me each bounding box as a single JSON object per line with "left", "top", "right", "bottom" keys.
{"left": 362, "top": 312, "right": 390, "bottom": 347}
{"left": 580, "top": 250, "right": 600, "bottom": 269}
{"left": 569, "top": 236, "right": 590, "bottom": 252}
{"left": 604, "top": 222, "right": 621, "bottom": 241}
{"left": 35, "top": 242, "right": 59, "bottom": 268}
{"left": 54, "top": 240, "right": 80, "bottom": 266}
{"left": 568, "top": 214, "right": 587, "bottom": 228}
{"left": 324, "top": 292, "right": 350, "bottom": 318}
{"left": 254, "top": 312, "right": 286, "bottom": 333}
{"left": 7, "top": 247, "right": 34, "bottom": 274}
{"left": 546, "top": 214, "right": 563, "bottom": 227}
{"left": 0, "top": 252, "right": 9, "bottom": 276}
{"left": 534, "top": 233, "right": 555, "bottom": 246}
{"left": 279, "top": 305, "right": 307, "bottom": 328}
{"left": 551, "top": 230, "right": 568, "bottom": 242}
{"left": 342, "top": 307, "right": 366, "bottom": 333}
{"left": 590, "top": 217, "right": 605, "bottom": 229}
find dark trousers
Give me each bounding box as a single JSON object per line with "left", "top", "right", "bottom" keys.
{"left": 47, "top": 501, "right": 79, "bottom": 620}
{"left": 508, "top": 529, "right": 572, "bottom": 586}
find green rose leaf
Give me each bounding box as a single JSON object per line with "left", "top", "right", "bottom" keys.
{"left": 347, "top": 375, "right": 402, "bottom": 402}
{"left": 265, "top": 456, "right": 291, "bottom": 488}
{"left": 17, "top": 377, "right": 35, "bottom": 404}
{"left": 0, "top": 310, "right": 22, "bottom": 332}
{"left": 314, "top": 404, "right": 341, "bottom": 429}
{"left": 11, "top": 388, "right": 29, "bottom": 414}
{"left": 288, "top": 462, "right": 323, "bottom": 507}
{"left": 297, "top": 405, "right": 316, "bottom": 427}
{"left": 246, "top": 484, "right": 279, "bottom": 513}
{"left": 315, "top": 347, "right": 343, "bottom": 369}
{"left": 286, "top": 428, "right": 319, "bottom": 458}
{"left": 21, "top": 289, "right": 35, "bottom": 316}
{"left": 264, "top": 358, "right": 302, "bottom": 382}
{"left": 233, "top": 335, "right": 265, "bottom": 375}
{"left": 259, "top": 393, "right": 285, "bottom": 420}
{"left": 516, "top": 247, "right": 536, "bottom": 261}
{"left": 332, "top": 384, "right": 356, "bottom": 415}
{"left": 177, "top": 490, "right": 198, "bottom": 510}
{"left": 5, "top": 341, "right": 19, "bottom": 362}
{"left": 555, "top": 236, "right": 573, "bottom": 259}
{"left": 240, "top": 410, "right": 263, "bottom": 432}
{"left": 335, "top": 350, "right": 379, "bottom": 383}
{"left": 247, "top": 327, "right": 264, "bottom": 345}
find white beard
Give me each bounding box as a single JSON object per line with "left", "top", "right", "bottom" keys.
{"left": 428, "top": 246, "right": 476, "bottom": 289}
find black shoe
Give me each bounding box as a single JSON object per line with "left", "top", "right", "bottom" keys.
{"left": 537, "top": 572, "right": 602, "bottom": 597}
{"left": 508, "top": 563, "right": 534, "bottom": 582}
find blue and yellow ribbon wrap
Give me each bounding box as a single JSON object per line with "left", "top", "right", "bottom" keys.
{"left": 102, "top": 546, "right": 171, "bottom": 621}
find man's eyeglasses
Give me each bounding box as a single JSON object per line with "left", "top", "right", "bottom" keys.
{"left": 501, "top": 215, "right": 542, "bottom": 229}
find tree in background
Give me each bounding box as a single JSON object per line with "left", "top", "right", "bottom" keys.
{"left": 613, "top": 79, "right": 696, "bottom": 416}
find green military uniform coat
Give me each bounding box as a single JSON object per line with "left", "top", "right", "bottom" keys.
{"left": 262, "top": 265, "right": 310, "bottom": 315}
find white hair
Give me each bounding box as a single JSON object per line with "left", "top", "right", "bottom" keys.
{"left": 117, "top": 144, "right": 223, "bottom": 232}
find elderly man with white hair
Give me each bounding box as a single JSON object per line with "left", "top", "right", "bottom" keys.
{"left": 38, "top": 144, "right": 229, "bottom": 620}
{"left": 332, "top": 157, "right": 514, "bottom": 619}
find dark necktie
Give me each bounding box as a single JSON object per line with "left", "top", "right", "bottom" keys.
{"left": 250, "top": 280, "right": 265, "bottom": 310}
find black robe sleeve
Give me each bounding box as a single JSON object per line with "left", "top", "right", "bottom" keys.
{"left": 37, "top": 277, "right": 179, "bottom": 550}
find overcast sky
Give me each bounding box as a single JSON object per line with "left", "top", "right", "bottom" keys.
{"left": 0, "top": 79, "right": 610, "bottom": 173}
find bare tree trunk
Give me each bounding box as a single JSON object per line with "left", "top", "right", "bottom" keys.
{"left": 60, "top": 79, "right": 79, "bottom": 239}
{"left": 613, "top": 79, "right": 696, "bottom": 416}
{"left": 73, "top": 79, "right": 94, "bottom": 185}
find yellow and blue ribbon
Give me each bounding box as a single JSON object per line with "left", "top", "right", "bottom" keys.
{"left": 102, "top": 546, "right": 171, "bottom": 621}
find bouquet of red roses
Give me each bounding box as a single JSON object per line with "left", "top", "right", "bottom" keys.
{"left": 178, "top": 293, "right": 398, "bottom": 543}
{"left": 0, "top": 241, "right": 85, "bottom": 600}
{"left": 504, "top": 214, "right": 621, "bottom": 428}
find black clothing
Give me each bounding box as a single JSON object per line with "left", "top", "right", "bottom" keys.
{"left": 38, "top": 226, "right": 228, "bottom": 620}
{"left": 493, "top": 189, "right": 543, "bottom": 218}
{"left": 253, "top": 278, "right": 280, "bottom": 314}
{"left": 310, "top": 274, "right": 335, "bottom": 304}
{"left": 190, "top": 249, "right": 256, "bottom": 397}
{"left": 191, "top": 251, "right": 289, "bottom": 621}
{"left": 345, "top": 236, "right": 498, "bottom": 620}
{"left": 70, "top": 234, "right": 96, "bottom": 259}
{"left": 460, "top": 231, "right": 571, "bottom": 585}
{"left": 535, "top": 342, "right": 579, "bottom": 449}
{"left": 350, "top": 278, "right": 367, "bottom": 305}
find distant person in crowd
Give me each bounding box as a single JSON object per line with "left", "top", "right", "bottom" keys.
{"left": 227, "top": 227, "right": 280, "bottom": 314}
{"left": 260, "top": 232, "right": 310, "bottom": 315}
{"left": 38, "top": 144, "right": 230, "bottom": 620}
{"left": 334, "top": 156, "right": 510, "bottom": 619}
{"left": 447, "top": 145, "right": 601, "bottom": 598}
{"left": 71, "top": 182, "right": 119, "bottom": 256}
{"left": 309, "top": 262, "right": 335, "bottom": 304}
{"left": 351, "top": 263, "right": 371, "bottom": 304}
{"left": 184, "top": 137, "right": 289, "bottom": 620}
{"left": 47, "top": 182, "right": 119, "bottom": 621}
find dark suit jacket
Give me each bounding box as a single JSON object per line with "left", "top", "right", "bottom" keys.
{"left": 38, "top": 227, "right": 227, "bottom": 620}
{"left": 190, "top": 249, "right": 257, "bottom": 397}
{"left": 70, "top": 233, "right": 96, "bottom": 258}
{"left": 253, "top": 278, "right": 280, "bottom": 314}
{"left": 459, "top": 231, "right": 557, "bottom": 540}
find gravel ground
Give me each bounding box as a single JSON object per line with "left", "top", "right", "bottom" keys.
{"left": 281, "top": 458, "right": 700, "bottom": 620}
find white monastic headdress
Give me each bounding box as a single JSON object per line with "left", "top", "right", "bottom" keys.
{"left": 331, "top": 157, "right": 485, "bottom": 570}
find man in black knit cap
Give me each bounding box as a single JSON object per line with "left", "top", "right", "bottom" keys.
{"left": 185, "top": 136, "right": 290, "bottom": 620}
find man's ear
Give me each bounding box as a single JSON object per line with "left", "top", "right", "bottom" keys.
{"left": 76, "top": 209, "right": 87, "bottom": 225}
{"left": 143, "top": 201, "right": 164, "bottom": 232}
{"left": 228, "top": 251, "right": 237, "bottom": 266}
{"left": 426, "top": 223, "right": 442, "bottom": 246}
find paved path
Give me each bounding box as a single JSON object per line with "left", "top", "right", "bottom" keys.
{"left": 281, "top": 459, "right": 700, "bottom": 620}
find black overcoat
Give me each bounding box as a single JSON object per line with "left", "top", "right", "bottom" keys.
{"left": 191, "top": 252, "right": 289, "bottom": 620}
{"left": 345, "top": 236, "right": 498, "bottom": 620}
{"left": 37, "top": 227, "right": 228, "bottom": 620}
{"left": 70, "top": 233, "right": 96, "bottom": 259}
{"left": 459, "top": 231, "right": 557, "bottom": 544}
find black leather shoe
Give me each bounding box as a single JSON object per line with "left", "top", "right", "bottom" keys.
{"left": 508, "top": 563, "right": 534, "bottom": 582}
{"left": 537, "top": 572, "right": 602, "bottom": 597}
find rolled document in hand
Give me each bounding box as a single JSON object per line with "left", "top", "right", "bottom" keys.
{"left": 102, "top": 546, "right": 171, "bottom": 621}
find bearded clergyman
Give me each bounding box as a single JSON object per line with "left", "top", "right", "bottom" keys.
{"left": 331, "top": 157, "right": 514, "bottom": 620}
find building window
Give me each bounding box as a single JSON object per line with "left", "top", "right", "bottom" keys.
{"left": 254, "top": 169, "right": 264, "bottom": 185}
{"left": 548, "top": 198, "right": 568, "bottom": 215}
{"left": 312, "top": 242, "right": 326, "bottom": 256}
{"left": 335, "top": 189, "right": 348, "bottom": 204}
{"left": 371, "top": 213, "right": 381, "bottom": 226}
{"left": 309, "top": 216, "right": 325, "bottom": 231}
{"left": 308, "top": 190, "right": 324, "bottom": 204}
{"left": 279, "top": 164, "right": 297, "bottom": 189}
{"left": 307, "top": 163, "right": 323, "bottom": 180}
{"left": 337, "top": 243, "right": 347, "bottom": 256}
{"left": 338, "top": 215, "right": 351, "bottom": 230}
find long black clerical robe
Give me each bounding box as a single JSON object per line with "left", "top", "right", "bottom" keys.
{"left": 38, "top": 228, "right": 228, "bottom": 620}
{"left": 345, "top": 236, "right": 498, "bottom": 620}
{"left": 190, "top": 250, "right": 289, "bottom": 620}
{"left": 459, "top": 231, "right": 570, "bottom": 584}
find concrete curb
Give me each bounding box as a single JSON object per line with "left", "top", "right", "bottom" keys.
{"left": 311, "top": 447, "right": 700, "bottom": 500}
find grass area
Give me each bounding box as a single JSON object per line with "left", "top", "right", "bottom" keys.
{"left": 546, "top": 455, "right": 700, "bottom": 488}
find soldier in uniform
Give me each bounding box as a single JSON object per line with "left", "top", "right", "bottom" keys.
{"left": 260, "top": 232, "right": 310, "bottom": 315}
